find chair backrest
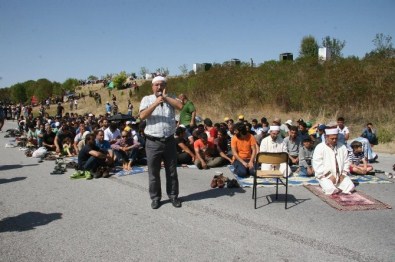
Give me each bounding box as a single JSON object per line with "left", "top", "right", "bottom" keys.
{"left": 255, "top": 152, "right": 288, "bottom": 165}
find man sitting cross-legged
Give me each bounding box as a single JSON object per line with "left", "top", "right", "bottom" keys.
{"left": 78, "top": 133, "right": 112, "bottom": 179}
{"left": 175, "top": 126, "right": 195, "bottom": 165}
{"left": 348, "top": 140, "right": 373, "bottom": 175}
{"left": 111, "top": 130, "right": 140, "bottom": 171}
{"left": 194, "top": 132, "right": 226, "bottom": 169}
{"left": 231, "top": 122, "right": 257, "bottom": 177}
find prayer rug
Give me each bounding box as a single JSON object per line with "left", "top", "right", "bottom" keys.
{"left": 304, "top": 185, "right": 392, "bottom": 211}
{"left": 115, "top": 166, "right": 147, "bottom": 176}
{"left": 228, "top": 165, "right": 392, "bottom": 188}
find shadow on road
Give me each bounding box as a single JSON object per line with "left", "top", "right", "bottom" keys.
{"left": 0, "top": 211, "right": 63, "bottom": 232}
{"left": 254, "top": 194, "right": 310, "bottom": 209}
{"left": 0, "top": 177, "right": 27, "bottom": 184}
{"left": 182, "top": 187, "right": 246, "bottom": 202}
{"left": 0, "top": 164, "right": 39, "bottom": 171}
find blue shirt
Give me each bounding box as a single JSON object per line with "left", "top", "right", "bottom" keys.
{"left": 95, "top": 139, "right": 111, "bottom": 153}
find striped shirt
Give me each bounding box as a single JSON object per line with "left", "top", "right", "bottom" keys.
{"left": 139, "top": 94, "right": 177, "bottom": 138}
{"left": 348, "top": 151, "right": 365, "bottom": 165}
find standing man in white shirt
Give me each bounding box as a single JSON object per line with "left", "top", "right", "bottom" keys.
{"left": 139, "top": 76, "right": 183, "bottom": 209}
{"left": 337, "top": 117, "right": 350, "bottom": 146}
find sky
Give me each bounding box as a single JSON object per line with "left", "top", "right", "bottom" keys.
{"left": 0, "top": 0, "right": 394, "bottom": 88}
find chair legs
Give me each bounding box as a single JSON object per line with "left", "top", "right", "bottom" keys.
{"left": 285, "top": 177, "right": 288, "bottom": 209}
{"left": 253, "top": 176, "right": 257, "bottom": 209}
{"left": 253, "top": 177, "right": 289, "bottom": 209}
{"left": 275, "top": 178, "right": 279, "bottom": 200}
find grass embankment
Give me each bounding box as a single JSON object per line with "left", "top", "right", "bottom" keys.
{"left": 40, "top": 58, "right": 395, "bottom": 153}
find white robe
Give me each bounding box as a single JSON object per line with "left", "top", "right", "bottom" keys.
{"left": 259, "top": 136, "right": 291, "bottom": 176}
{"left": 312, "top": 142, "right": 355, "bottom": 195}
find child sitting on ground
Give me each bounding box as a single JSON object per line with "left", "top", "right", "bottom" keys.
{"left": 349, "top": 141, "right": 373, "bottom": 175}
{"left": 298, "top": 138, "right": 315, "bottom": 177}
{"left": 62, "top": 137, "right": 75, "bottom": 157}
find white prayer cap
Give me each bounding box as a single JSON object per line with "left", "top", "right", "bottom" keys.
{"left": 55, "top": 122, "right": 60, "bottom": 127}
{"left": 325, "top": 128, "right": 339, "bottom": 135}
{"left": 126, "top": 121, "right": 131, "bottom": 125}
{"left": 152, "top": 76, "right": 166, "bottom": 84}
{"left": 269, "top": 125, "right": 280, "bottom": 132}
{"left": 285, "top": 119, "right": 293, "bottom": 125}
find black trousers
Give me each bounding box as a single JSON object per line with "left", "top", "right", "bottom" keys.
{"left": 145, "top": 136, "right": 179, "bottom": 200}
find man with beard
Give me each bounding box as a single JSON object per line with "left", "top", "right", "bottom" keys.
{"left": 312, "top": 128, "right": 355, "bottom": 195}
{"left": 259, "top": 125, "right": 292, "bottom": 177}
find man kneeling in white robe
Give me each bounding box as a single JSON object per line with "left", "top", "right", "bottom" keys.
{"left": 312, "top": 128, "right": 355, "bottom": 195}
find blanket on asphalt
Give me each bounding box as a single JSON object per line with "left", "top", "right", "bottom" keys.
{"left": 304, "top": 185, "right": 392, "bottom": 211}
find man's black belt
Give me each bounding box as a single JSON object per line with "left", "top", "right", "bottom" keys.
{"left": 145, "top": 134, "right": 173, "bottom": 142}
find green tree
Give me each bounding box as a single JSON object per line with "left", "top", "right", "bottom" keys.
{"left": 365, "top": 33, "right": 395, "bottom": 58}
{"left": 178, "top": 64, "right": 188, "bottom": 76}
{"left": 112, "top": 71, "right": 128, "bottom": 89}
{"left": 87, "top": 75, "right": 98, "bottom": 81}
{"left": 299, "top": 35, "right": 319, "bottom": 58}
{"left": 322, "top": 36, "right": 346, "bottom": 59}
{"left": 35, "top": 78, "right": 53, "bottom": 101}
{"left": 62, "top": 78, "right": 80, "bottom": 92}
{"left": 52, "top": 82, "right": 63, "bottom": 96}
{"left": 11, "top": 83, "right": 27, "bottom": 103}
{"left": 0, "top": 87, "right": 11, "bottom": 103}
{"left": 23, "top": 80, "right": 37, "bottom": 101}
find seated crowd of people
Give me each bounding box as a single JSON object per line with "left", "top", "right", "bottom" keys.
{"left": 6, "top": 105, "right": 379, "bottom": 183}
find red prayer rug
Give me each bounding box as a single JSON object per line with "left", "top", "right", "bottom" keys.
{"left": 304, "top": 185, "right": 392, "bottom": 211}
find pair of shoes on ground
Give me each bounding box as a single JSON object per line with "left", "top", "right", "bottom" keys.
{"left": 70, "top": 170, "right": 85, "bottom": 179}
{"left": 97, "top": 166, "right": 111, "bottom": 178}
{"left": 50, "top": 165, "right": 67, "bottom": 175}
{"left": 211, "top": 174, "right": 228, "bottom": 188}
{"left": 69, "top": 170, "right": 93, "bottom": 180}
{"left": 226, "top": 179, "right": 240, "bottom": 188}
{"left": 151, "top": 197, "right": 182, "bottom": 209}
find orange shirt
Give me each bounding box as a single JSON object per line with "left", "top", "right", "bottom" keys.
{"left": 194, "top": 139, "right": 218, "bottom": 157}
{"left": 231, "top": 134, "right": 256, "bottom": 160}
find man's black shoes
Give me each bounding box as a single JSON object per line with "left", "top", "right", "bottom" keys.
{"left": 151, "top": 200, "right": 161, "bottom": 209}
{"left": 170, "top": 197, "right": 182, "bottom": 208}
{"left": 151, "top": 198, "right": 181, "bottom": 209}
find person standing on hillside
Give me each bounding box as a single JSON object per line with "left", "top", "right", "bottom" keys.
{"left": 178, "top": 94, "right": 196, "bottom": 133}
{"left": 56, "top": 102, "right": 64, "bottom": 118}
{"left": 105, "top": 101, "right": 112, "bottom": 115}
{"left": 127, "top": 100, "right": 133, "bottom": 116}
{"left": 337, "top": 117, "right": 350, "bottom": 146}
{"left": 112, "top": 101, "right": 118, "bottom": 115}
{"left": 139, "top": 76, "right": 183, "bottom": 209}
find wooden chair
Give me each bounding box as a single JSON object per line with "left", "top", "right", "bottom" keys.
{"left": 252, "top": 152, "right": 289, "bottom": 209}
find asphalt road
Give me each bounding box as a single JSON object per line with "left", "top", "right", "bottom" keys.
{"left": 1, "top": 120, "right": 394, "bottom": 262}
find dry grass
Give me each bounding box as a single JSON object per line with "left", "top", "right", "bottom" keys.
{"left": 41, "top": 83, "right": 142, "bottom": 117}
{"left": 33, "top": 81, "right": 395, "bottom": 154}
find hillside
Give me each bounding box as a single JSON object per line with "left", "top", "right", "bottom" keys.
{"left": 34, "top": 58, "right": 395, "bottom": 154}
